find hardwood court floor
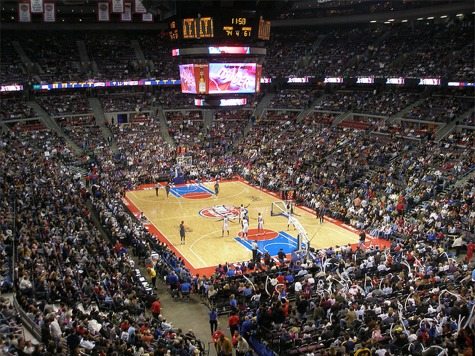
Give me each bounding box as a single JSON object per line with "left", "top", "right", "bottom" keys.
{"left": 125, "top": 180, "right": 360, "bottom": 274}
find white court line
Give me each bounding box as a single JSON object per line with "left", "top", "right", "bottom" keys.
{"left": 129, "top": 191, "right": 198, "bottom": 268}
{"left": 188, "top": 229, "right": 224, "bottom": 266}
{"left": 128, "top": 181, "right": 255, "bottom": 205}
{"left": 263, "top": 242, "right": 298, "bottom": 254}
{"left": 237, "top": 237, "right": 280, "bottom": 262}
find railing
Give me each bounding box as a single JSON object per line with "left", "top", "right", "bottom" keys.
{"left": 12, "top": 295, "right": 41, "bottom": 341}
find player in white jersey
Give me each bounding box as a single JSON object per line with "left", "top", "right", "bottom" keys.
{"left": 242, "top": 218, "right": 249, "bottom": 239}
{"left": 257, "top": 213, "right": 264, "bottom": 233}
{"left": 222, "top": 215, "right": 230, "bottom": 237}
{"left": 239, "top": 204, "right": 246, "bottom": 223}
{"left": 287, "top": 211, "right": 295, "bottom": 231}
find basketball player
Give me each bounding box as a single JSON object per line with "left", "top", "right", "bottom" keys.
{"left": 155, "top": 183, "right": 161, "bottom": 197}
{"left": 222, "top": 215, "right": 230, "bottom": 237}
{"left": 239, "top": 204, "right": 246, "bottom": 224}
{"left": 165, "top": 182, "right": 171, "bottom": 198}
{"left": 319, "top": 203, "right": 326, "bottom": 224}
{"left": 242, "top": 218, "right": 249, "bottom": 240}
{"left": 287, "top": 211, "right": 294, "bottom": 231}
{"left": 257, "top": 213, "right": 264, "bottom": 234}
{"left": 214, "top": 180, "right": 220, "bottom": 196}
{"left": 179, "top": 221, "right": 186, "bottom": 245}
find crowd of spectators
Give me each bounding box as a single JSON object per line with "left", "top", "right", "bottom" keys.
{"left": 315, "top": 90, "right": 419, "bottom": 116}
{"left": 302, "top": 111, "right": 336, "bottom": 126}
{"left": 0, "top": 35, "right": 27, "bottom": 84}
{"left": 36, "top": 94, "right": 92, "bottom": 117}
{"left": 110, "top": 120, "right": 175, "bottom": 183}
{"left": 201, "top": 229, "right": 474, "bottom": 355}
{"left": 460, "top": 112, "right": 475, "bottom": 127}
{"left": 1, "top": 19, "right": 473, "bottom": 85}
{"left": 403, "top": 95, "right": 473, "bottom": 123}
{"left": 0, "top": 97, "right": 36, "bottom": 121}
{"left": 441, "top": 129, "right": 475, "bottom": 148}
{"left": 0, "top": 9, "right": 474, "bottom": 356}
{"left": 276, "top": 0, "right": 451, "bottom": 20}
{"left": 63, "top": 125, "right": 106, "bottom": 153}
{"left": 136, "top": 34, "right": 177, "bottom": 80}
{"left": 100, "top": 91, "right": 155, "bottom": 113}
{"left": 316, "top": 27, "right": 385, "bottom": 78}
{"left": 270, "top": 89, "right": 318, "bottom": 109}
{"left": 5, "top": 119, "right": 47, "bottom": 133}
{"left": 156, "top": 89, "right": 195, "bottom": 109}
{"left": 0, "top": 297, "right": 34, "bottom": 354}
{"left": 237, "top": 112, "right": 475, "bottom": 246}
{"left": 167, "top": 111, "right": 205, "bottom": 149}
{"left": 16, "top": 32, "right": 88, "bottom": 83}
{"left": 85, "top": 33, "right": 147, "bottom": 81}
{"left": 205, "top": 110, "right": 251, "bottom": 155}
{"left": 0, "top": 86, "right": 474, "bottom": 356}
{"left": 374, "top": 120, "right": 437, "bottom": 140}
{"left": 0, "top": 127, "right": 205, "bottom": 355}
{"left": 264, "top": 30, "right": 321, "bottom": 78}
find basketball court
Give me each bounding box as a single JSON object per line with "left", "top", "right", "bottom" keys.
{"left": 124, "top": 179, "right": 388, "bottom": 276}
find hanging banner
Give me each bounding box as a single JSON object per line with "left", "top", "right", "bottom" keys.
{"left": 30, "top": 0, "right": 43, "bottom": 13}
{"left": 121, "top": 3, "right": 132, "bottom": 21}
{"left": 18, "top": 3, "right": 31, "bottom": 22}
{"left": 142, "top": 12, "right": 153, "bottom": 22}
{"left": 97, "top": 2, "right": 110, "bottom": 21}
{"left": 134, "top": 0, "right": 146, "bottom": 13}
{"left": 43, "top": 3, "right": 55, "bottom": 22}
{"left": 112, "top": 0, "right": 124, "bottom": 13}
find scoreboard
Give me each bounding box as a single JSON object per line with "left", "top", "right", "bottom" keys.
{"left": 169, "top": 15, "right": 271, "bottom": 41}
{"left": 222, "top": 17, "right": 253, "bottom": 39}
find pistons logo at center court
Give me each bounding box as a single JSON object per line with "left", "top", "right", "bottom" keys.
{"left": 199, "top": 205, "right": 239, "bottom": 219}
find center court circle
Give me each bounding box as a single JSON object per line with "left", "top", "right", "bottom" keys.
{"left": 238, "top": 228, "right": 278, "bottom": 241}
{"left": 199, "top": 205, "right": 240, "bottom": 219}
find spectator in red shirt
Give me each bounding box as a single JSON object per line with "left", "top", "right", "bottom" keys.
{"left": 212, "top": 329, "right": 225, "bottom": 352}
{"left": 228, "top": 312, "right": 240, "bottom": 336}
{"left": 466, "top": 240, "right": 475, "bottom": 262}
{"left": 150, "top": 297, "right": 161, "bottom": 319}
{"left": 231, "top": 330, "right": 240, "bottom": 348}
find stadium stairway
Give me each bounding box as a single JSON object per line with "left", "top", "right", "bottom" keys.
{"left": 131, "top": 40, "right": 146, "bottom": 61}
{"left": 240, "top": 93, "right": 275, "bottom": 138}
{"left": 202, "top": 109, "right": 214, "bottom": 131}
{"left": 88, "top": 97, "right": 118, "bottom": 153}
{"left": 295, "top": 94, "right": 328, "bottom": 122}
{"left": 76, "top": 40, "right": 95, "bottom": 76}
{"left": 11, "top": 41, "right": 42, "bottom": 83}
{"left": 155, "top": 105, "right": 175, "bottom": 147}
{"left": 252, "top": 93, "right": 275, "bottom": 121}
{"left": 331, "top": 111, "right": 351, "bottom": 127}
{"left": 26, "top": 101, "right": 83, "bottom": 155}
{"left": 417, "top": 166, "right": 475, "bottom": 212}
{"left": 435, "top": 106, "right": 475, "bottom": 142}
{"left": 387, "top": 97, "right": 426, "bottom": 124}
{"left": 0, "top": 121, "right": 9, "bottom": 134}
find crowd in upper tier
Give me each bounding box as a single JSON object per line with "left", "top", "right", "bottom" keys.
{"left": 0, "top": 17, "right": 473, "bottom": 84}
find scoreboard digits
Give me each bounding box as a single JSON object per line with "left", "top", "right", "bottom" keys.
{"left": 182, "top": 17, "right": 214, "bottom": 39}
{"left": 223, "top": 17, "right": 252, "bottom": 39}
{"left": 170, "top": 15, "right": 270, "bottom": 41}
{"left": 199, "top": 17, "right": 214, "bottom": 38}
{"left": 182, "top": 18, "right": 197, "bottom": 39}
{"left": 258, "top": 16, "right": 271, "bottom": 40}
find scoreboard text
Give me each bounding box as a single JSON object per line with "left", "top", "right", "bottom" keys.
{"left": 182, "top": 17, "right": 214, "bottom": 39}
{"left": 170, "top": 15, "right": 270, "bottom": 41}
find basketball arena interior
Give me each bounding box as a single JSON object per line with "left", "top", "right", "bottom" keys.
{"left": 1, "top": 0, "right": 475, "bottom": 355}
